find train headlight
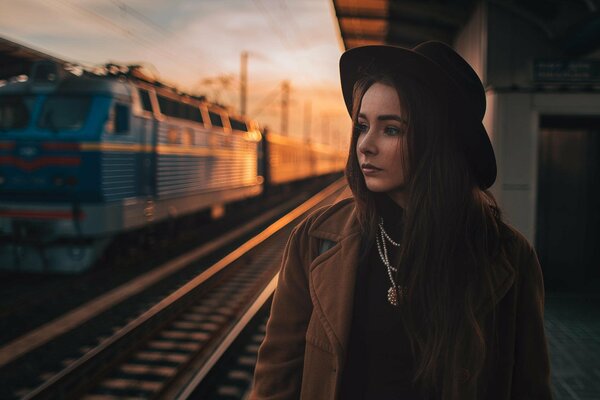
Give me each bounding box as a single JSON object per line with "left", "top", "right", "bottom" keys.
{"left": 53, "top": 176, "right": 78, "bottom": 186}
{"left": 53, "top": 176, "right": 65, "bottom": 186}
{"left": 69, "top": 246, "right": 85, "bottom": 260}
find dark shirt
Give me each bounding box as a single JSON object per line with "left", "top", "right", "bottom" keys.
{"left": 340, "top": 194, "right": 421, "bottom": 400}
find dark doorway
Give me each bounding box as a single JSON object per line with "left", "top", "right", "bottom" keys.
{"left": 536, "top": 116, "right": 600, "bottom": 291}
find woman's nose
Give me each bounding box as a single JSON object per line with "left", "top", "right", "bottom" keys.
{"left": 358, "top": 131, "right": 377, "bottom": 155}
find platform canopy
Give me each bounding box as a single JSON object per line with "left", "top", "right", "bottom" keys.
{"left": 331, "top": 0, "right": 600, "bottom": 56}
{"left": 332, "top": 0, "right": 473, "bottom": 49}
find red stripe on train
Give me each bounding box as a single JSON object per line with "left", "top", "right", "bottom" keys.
{"left": 0, "top": 210, "right": 85, "bottom": 220}
{"left": 0, "top": 141, "right": 16, "bottom": 150}
{"left": 41, "top": 142, "right": 81, "bottom": 151}
{"left": 0, "top": 156, "right": 81, "bottom": 171}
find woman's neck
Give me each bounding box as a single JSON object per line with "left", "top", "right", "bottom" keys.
{"left": 387, "top": 190, "right": 407, "bottom": 209}
{"left": 375, "top": 193, "right": 405, "bottom": 228}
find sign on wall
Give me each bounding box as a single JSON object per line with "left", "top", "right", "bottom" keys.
{"left": 534, "top": 60, "right": 600, "bottom": 83}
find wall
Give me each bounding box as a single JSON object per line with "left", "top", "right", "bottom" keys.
{"left": 455, "top": 2, "right": 600, "bottom": 243}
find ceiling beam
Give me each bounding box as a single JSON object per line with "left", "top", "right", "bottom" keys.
{"left": 388, "top": 0, "right": 470, "bottom": 29}
{"left": 335, "top": 9, "right": 388, "bottom": 20}
{"left": 340, "top": 31, "right": 387, "bottom": 42}
{"left": 386, "top": 28, "right": 448, "bottom": 48}
{"left": 386, "top": 17, "right": 455, "bottom": 39}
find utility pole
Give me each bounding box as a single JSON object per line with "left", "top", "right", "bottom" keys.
{"left": 303, "top": 100, "right": 312, "bottom": 142}
{"left": 240, "top": 51, "right": 248, "bottom": 116}
{"left": 321, "top": 114, "right": 330, "bottom": 145}
{"left": 281, "top": 80, "right": 290, "bottom": 136}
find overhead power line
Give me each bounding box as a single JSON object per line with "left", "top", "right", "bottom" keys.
{"left": 53, "top": 0, "right": 223, "bottom": 88}
{"left": 251, "top": 83, "right": 284, "bottom": 118}
{"left": 54, "top": 0, "right": 197, "bottom": 77}
{"left": 111, "top": 0, "right": 171, "bottom": 36}
{"left": 278, "top": 0, "right": 310, "bottom": 49}
{"left": 110, "top": 0, "right": 217, "bottom": 70}
{"left": 252, "top": 0, "right": 296, "bottom": 51}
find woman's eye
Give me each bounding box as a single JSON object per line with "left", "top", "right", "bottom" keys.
{"left": 384, "top": 126, "right": 402, "bottom": 136}
{"left": 354, "top": 123, "right": 368, "bottom": 134}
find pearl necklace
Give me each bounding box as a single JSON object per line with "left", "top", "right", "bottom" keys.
{"left": 375, "top": 217, "right": 406, "bottom": 306}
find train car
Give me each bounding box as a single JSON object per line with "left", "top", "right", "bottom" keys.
{"left": 0, "top": 62, "right": 262, "bottom": 273}
{"left": 264, "top": 131, "right": 346, "bottom": 186}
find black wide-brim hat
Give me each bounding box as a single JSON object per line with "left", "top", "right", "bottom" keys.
{"left": 339, "top": 41, "right": 497, "bottom": 189}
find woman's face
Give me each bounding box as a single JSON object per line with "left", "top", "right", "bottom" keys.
{"left": 355, "top": 82, "right": 409, "bottom": 202}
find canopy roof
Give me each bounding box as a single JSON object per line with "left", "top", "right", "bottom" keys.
{"left": 332, "top": 0, "right": 600, "bottom": 57}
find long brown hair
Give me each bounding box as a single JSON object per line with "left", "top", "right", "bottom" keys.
{"left": 346, "top": 70, "right": 503, "bottom": 400}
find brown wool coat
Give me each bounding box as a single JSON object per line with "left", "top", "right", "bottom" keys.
{"left": 250, "top": 198, "right": 553, "bottom": 400}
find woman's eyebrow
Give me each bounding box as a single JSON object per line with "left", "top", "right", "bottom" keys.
{"left": 358, "top": 113, "right": 407, "bottom": 123}
{"left": 378, "top": 114, "right": 407, "bottom": 123}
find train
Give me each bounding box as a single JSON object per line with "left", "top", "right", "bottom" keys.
{"left": 0, "top": 61, "right": 345, "bottom": 273}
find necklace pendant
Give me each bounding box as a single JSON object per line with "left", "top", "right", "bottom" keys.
{"left": 387, "top": 286, "right": 399, "bottom": 306}
{"left": 387, "top": 285, "right": 406, "bottom": 306}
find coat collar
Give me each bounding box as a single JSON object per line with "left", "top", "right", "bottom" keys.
{"left": 306, "top": 197, "right": 516, "bottom": 361}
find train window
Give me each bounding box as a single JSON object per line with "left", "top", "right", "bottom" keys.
{"left": 157, "top": 94, "right": 204, "bottom": 127}
{"left": 115, "top": 104, "right": 130, "bottom": 133}
{"left": 170, "top": 99, "right": 179, "bottom": 118}
{"left": 38, "top": 95, "right": 90, "bottom": 132}
{"left": 166, "top": 100, "right": 174, "bottom": 117}
{"left": 0, "top": 95, "right": 34, "bottom": 130}
{"left": 175, "top": 102, "right": 185, "bottom": 119}
{"left": 138, "top": 89, "right": 153, "bottom": 112}
{"left": 209, "top": 111, "right": 224, "bottom": 128}
{"left": 229, "top": 118, "right": 248, "bottom": 132}
{"left": 157, "top": 95, "right": 167, "bottom": 115}
{"left": 187, "top": 105, "right": 203, "bottom": 124}
{"left": 157, "top": 95, "right": 175, "bottom": 117}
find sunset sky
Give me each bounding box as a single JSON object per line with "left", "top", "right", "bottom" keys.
{"left": 0, "top": 0, "right": 351, "bottom": 147}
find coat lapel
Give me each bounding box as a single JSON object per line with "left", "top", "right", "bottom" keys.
{"left": 477, "top": 247, "right": 516, "bottom": 317}
{"left": 305, "top": 199, "right": 360, "bottom": 361}
{"left": 309, "top": 231, "right": 361, "bottom": 359}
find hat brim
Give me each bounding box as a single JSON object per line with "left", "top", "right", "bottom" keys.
{"left": 339, "top": 45, "right": 496, "bottom": 189}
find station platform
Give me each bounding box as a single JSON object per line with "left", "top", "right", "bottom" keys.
{"left": 546, "top": 293, "right": 600, "bottom": 399}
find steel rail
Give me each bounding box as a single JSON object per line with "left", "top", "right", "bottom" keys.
{"left": 174, "top": 273, "right": 279, "bottom": 400}
{"left": 23, "top": 178, "right": 347, "bottom": 399}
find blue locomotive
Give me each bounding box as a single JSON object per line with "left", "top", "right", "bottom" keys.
{"left": 0, "top": 62, "right": 344, "bottom": 272}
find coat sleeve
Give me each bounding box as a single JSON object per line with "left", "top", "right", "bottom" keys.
{"left": 511, "top": 242, "right": 553, "bottom": 399}
{"left": 250, "top": 221, "right": 314, "bottom": 399}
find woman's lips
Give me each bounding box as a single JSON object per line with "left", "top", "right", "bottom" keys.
{"left": 361, "top": 163, "right": 382, "bottom": 175}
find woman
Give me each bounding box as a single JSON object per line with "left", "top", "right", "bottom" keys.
{"left": 251, "top": 41, "right": 552, "bottom": 400}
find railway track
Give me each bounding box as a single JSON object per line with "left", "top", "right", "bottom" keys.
{"left": 1, "top": 178, "right": 348, "bottom": 400}
{"left": 0, "top": 178, "right": 336, "bottom": 347}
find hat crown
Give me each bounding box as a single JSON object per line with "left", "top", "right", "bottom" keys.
{"left": 413, "top": 41, "right": 486, "bottom": 119}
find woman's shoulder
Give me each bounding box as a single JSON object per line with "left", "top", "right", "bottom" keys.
{"left": 304, "top": 196, "right": 355, "bottom": 224}
{"left": 496, "top": 220, "right": 542, "bottom": 281}
{"left": 296, "top": 196, "right": 358, "bottom": 239}
{"left": 282, "top": 197, "right": 357, "bottom": 266}
{"left": 497, "top": 220, "right": 536, "bottom": 257}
